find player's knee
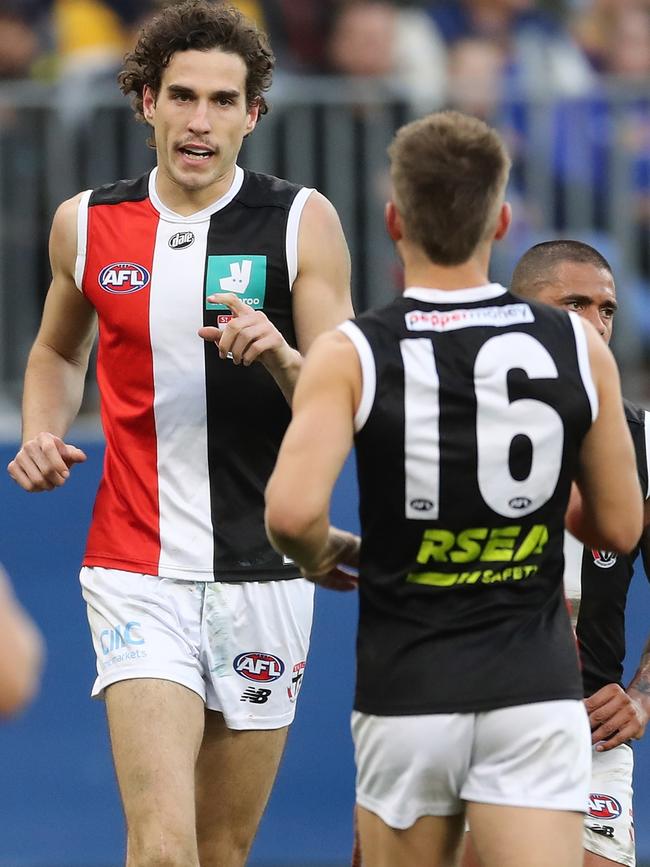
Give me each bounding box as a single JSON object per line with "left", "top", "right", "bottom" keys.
{"left": 127, "top": 834, "right": 198, "bottom": 867}
{"left": 198, "top": 829, "right": 252, "bottom": 867}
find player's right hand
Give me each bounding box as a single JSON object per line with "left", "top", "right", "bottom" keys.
{"left": 7, "top": 433, "right": 87, "bottom": 492}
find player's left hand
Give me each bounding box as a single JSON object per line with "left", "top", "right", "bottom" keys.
{"left": 585, "top": 683, "right": 648, "bottom": 750}
{"left": 198, "top": 293, "right": 295, "bottom": 370}
{"left": 301, "top": 528, "right": 361, "bottom": 592}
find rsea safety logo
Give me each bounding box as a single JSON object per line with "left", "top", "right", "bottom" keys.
{"left": 588, "top": 794, "right": 622, "bottom": 820}
{"left": 233, "top": 651, "right": 285, "bottom": 682}
{"left": 99, "top": 262, "right": 150, "bottom": 294}
{"left": 205, "top": 255, "right": 267, "bottom": 310}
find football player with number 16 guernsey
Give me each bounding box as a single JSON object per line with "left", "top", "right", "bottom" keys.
{"left": 266, "top": 111, "right": 643, "bottom": 867}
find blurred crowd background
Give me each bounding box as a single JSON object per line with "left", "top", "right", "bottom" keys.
{"left": 2, "top": 0, "right": 650, "bottom": 418}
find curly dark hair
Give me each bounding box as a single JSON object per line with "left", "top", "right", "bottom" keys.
{"left": 119, "top": 1, "right": 275, "bottom": 124}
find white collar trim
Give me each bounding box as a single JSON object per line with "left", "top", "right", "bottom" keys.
{"left": 148, "top": 165, "right": 244, "bottom": 223}
{"left": 403, "top": 284, "right": 507, "bottom": 303}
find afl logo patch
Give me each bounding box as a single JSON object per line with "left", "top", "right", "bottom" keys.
{"left": 591, "top": 549, "right": 617, "bottom": 569}
{"left": 99, "top": 263, "right": 150, "bottom": 294}
{"left": 169, "top": 231, "right": 195, "bottom": 250}
{"left": 410, "top": 498, "right": 434, "bottom": 512}
{"left": 588, "top": 793, "right": 622, "bottom": 820}
{"left": 233, "top": 652, "right": 285, "bottom": 683}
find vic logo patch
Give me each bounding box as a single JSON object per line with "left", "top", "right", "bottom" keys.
{"left": 205, "top": 255, "right": 267, "bottom": 310}
{"left": 99, "top": 262, "right": 150, "bottom": 294}
{"left": 588, "top": 794, "right": 622, "bottom": 820}
{"left": 233, "top": 651, "right": 285, "bottom": 682}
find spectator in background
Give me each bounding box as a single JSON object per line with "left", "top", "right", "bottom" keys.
{"left": 0, "top": 11, "right": 40, "bottom": 79}
{"left": 326, "top": 0, "right": 447, "bottom": 110}
{"left": 426, "top": 0, "right": 593, "bottom": 97}
{"left": 0, "top": 564, "right": 43, "bottom": 717}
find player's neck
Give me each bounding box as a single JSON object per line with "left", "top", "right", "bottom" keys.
{"left": 404, "top": 261, "right": 490, "bottom": 291}
{"left": 153, "top": 164, "right": 237, "bottom": 216}
{"left": 402, "top": 247, "right": 492, "bottom": 292}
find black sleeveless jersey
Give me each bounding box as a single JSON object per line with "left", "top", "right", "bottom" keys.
{"left": 78, "top": 167, "right": 307, "bottom": 581}
{"left": 573, "top": 400, "right": 650, "bottom": 696}
{"left": 340, "top": 284, "right": 595, "bottom": 714}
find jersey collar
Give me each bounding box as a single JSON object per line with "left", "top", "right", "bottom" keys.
{"left": 403, "top": 284, "right": 507, "bottom": 303}
{"left": 148, "top": 165, "right": 244, "bottom": 223}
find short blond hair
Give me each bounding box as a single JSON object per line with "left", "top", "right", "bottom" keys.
{"left": 388, "top": 110, "right": 511, "bottom": 265}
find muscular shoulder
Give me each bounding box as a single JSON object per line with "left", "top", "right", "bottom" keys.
{"left": 49, "top": 193, "right": 85, "bottom": 276}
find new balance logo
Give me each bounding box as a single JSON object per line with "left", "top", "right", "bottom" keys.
{"left": 220, "top": 260, "right": 252, "bottom": 294}
{"left": 240, "top": 687, "right": 272, "bottom": 704}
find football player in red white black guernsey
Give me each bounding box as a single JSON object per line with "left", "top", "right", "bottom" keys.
{"left": 6, "top": 3, "right": 353, "bottom": 866}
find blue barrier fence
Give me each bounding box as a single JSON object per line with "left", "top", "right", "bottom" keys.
{"left": 0, "top": 442, "right": 648, "bottom": 866}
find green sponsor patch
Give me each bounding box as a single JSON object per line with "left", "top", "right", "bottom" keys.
{"left": 205, "top": 255, "right": 267, "bottom": 310}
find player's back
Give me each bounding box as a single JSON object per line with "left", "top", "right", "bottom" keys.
{"left": 340, "top": 283, "right": 596, "bottom": 716}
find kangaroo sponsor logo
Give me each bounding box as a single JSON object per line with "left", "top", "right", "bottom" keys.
{"left": 205, "top": 255, "right": 267, "bottom": 310}
{"left": 233, "top": 651, "right": 285, "bottom": 683}
{"left": 99, "top": 262, "right": 150, "bottom": 294}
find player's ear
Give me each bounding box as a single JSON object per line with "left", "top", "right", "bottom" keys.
{"left": 494, "top": 201, "right": 511, "bottom": 241}
{"left": 142, "top": 86, "right": 156, "bottom": 125}
{"left": 385, "top": 201, "right": 403, "bottom": 242}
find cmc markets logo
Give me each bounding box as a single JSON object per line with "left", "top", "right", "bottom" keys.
{"left": 99, "top": 621, "right": 145, "bottom": 655}
{"left": 233, "top": 651, "right": 285, "bottom": 683}
{"left": 169, "top": 231, "right": 195, "bottom": 250}
{"left": 99, "top": 262, "right": 150, "bottom": 294}
{"left": 588, "top": 793, "right": 622, "bottom": 820}
{"left": 591, "top": 549, "right": 617, "bottom": 569}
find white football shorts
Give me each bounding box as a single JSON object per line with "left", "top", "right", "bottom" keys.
{"left": 80, "top": 566, "right": 314, "bottom": 730}
{"left": 584, "top": 743, "right": 635, "bottom": 866}
{"left": 352, "top": 699, "right": 591, "bottom": 829}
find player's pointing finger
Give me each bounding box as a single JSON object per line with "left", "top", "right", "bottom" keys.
{"left": 206, "top": 293, "right": 249, "bottom": 315}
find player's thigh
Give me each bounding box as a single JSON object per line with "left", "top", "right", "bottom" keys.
{"left": 195, "top": 710, "right": 288, "bottom": 860}
{"left": 106, "top": 678, "right": 205, "bottom": 835}
{"left": 352, "top": 712, "right": 473, "bottom": 830}
{"left": 467, "top": 803, "right": 583, "bottom": 867}
{"left": 462, "top": 699, "right": 591, "bottom": 812}
{"left": 357, "top": 805, "right": 464, "bottom": 867}
{"left": 584, "top": 745, "right": 635, "bottom": 867}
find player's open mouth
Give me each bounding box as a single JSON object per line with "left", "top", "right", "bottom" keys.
{"left": 179, "top": 146, "right": 214, "bottom": 161}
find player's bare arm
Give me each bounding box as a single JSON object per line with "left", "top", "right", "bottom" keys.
{"left": 291, "top": 191, "right": 353, "bottom": 352}
{"left": 265, "top": 329, "right": 360, "bottom": 590}
{"left": 7, "top": 193, "right": 96, "bottom": 492}
{"left": 0, "top": 564, "right": 44, "bottom": 716}
{"left": 198, "top": 191, "right": 352, "bottom": 403}
{"left": 567, "top": 320, "right": 643, "bottom": 552}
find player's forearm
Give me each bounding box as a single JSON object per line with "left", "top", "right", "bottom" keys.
{"left": 0, "top": 576, "right": 43, "bottom": 715}
{"left": 21, "top": 343, "right": 89, "bottom": 442}
{"left": 266, "top": 500, "right": 330, "bottom": 573}
{"left": 262, "top": 346, "right": 303, "bottom": 405}
{"left": 627, "top": 637, "right": 650, "bottom": 722}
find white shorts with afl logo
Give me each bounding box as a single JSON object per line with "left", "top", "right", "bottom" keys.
{"left": 584, "top": 744, "right": 635, "bottom": 866}
{"left": 352, "top": 700, "right": 591, "bottom": 829}
{"left": 80, "top": 566, "right": 314, "bottom": 730}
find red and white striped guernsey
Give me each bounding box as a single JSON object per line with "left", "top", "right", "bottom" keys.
{"left": 75, "top": 165, "right": 312, "bottom": 582}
